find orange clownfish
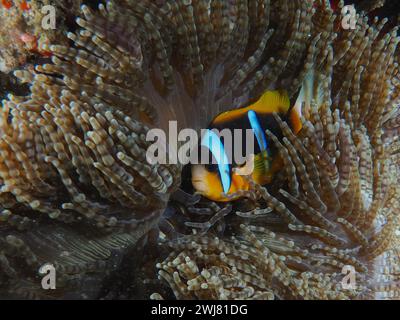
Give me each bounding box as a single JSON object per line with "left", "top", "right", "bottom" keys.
{"left": 191, "top": 89, "right": 303, "bottom": 202}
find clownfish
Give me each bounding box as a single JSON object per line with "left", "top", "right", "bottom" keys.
{"left": 191, "top": 89, "right": 303, "bottom": 202}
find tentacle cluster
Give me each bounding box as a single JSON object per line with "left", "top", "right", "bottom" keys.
{"left": 154, "top": 0, "right": 400, "bottom": 300}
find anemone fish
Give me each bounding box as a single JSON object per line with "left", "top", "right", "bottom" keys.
{"left": 192, "top": 89, "right": 303, "bottom": 202}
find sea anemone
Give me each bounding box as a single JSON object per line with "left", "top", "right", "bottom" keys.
{"left": 0, "top": 0, "right": 399, "bottom": 300}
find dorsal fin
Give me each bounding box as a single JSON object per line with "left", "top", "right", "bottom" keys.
{"left": 212, "top": 90, "right": 290, "bottom": 125}
{"left": 252, "top": 90, "right": 290, "bottom": 114}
